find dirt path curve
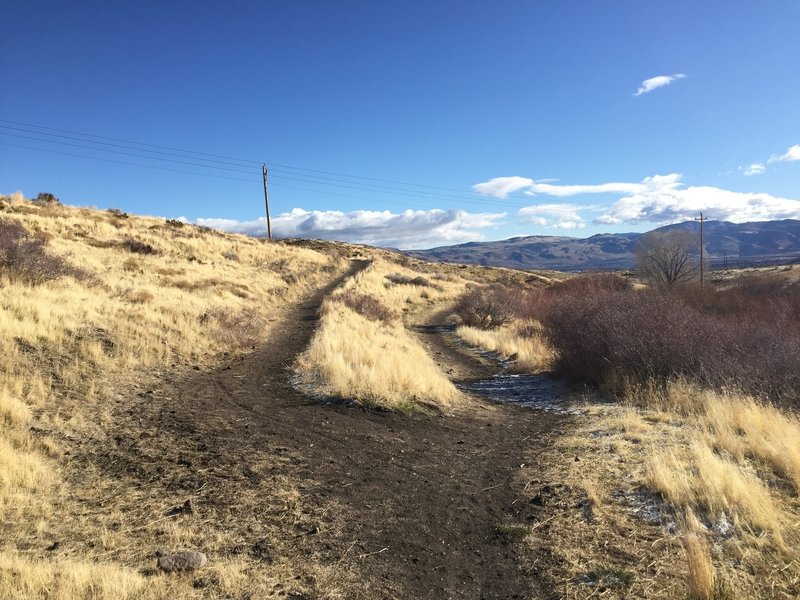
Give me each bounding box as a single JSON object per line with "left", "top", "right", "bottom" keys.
{"left": 101, "top": 261, "right": 567, "bottom": 599}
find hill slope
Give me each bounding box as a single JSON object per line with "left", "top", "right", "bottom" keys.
{"left": 408, "top": 219, "right": 800, "bottom": 270}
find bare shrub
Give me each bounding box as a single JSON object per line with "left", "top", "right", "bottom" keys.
{"left": 385, "top": 273, "right": 431, "bottom": 287}
{"left": 122, "top": 258, "right": 140, "bottom": 272}
{"left": 34, "top": 192, "right": 59, "bottom": 205}
{"left": 127, "top": 290, "right": 154, "bottom": 304}
{"left": 222, "top": 249, "right": 239, "bottom": 261}
{"left": 534, "top": 275, "right": 800, "bottom": 406}
{"left": 208, "top": 307, "right": 267, "bottom": 349}
{"left": 165, "top": 218, "right": 184, "bottom": 228}
{"left": 453, "top": 285, "right": 517, "bottom": 329}
{"left": 120, "top": 237, "right": 159, "bottom": 255}
{"left": 333, "top": 291, "right": 395, "bottom": 323}
{"left": 106, "top": 208, "right": 129, "bottom": 219}
{"left": 0, "top": 219, "right": 90, "bottom": 285}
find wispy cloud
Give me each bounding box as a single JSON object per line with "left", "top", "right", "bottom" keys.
{"left": 184, "top": 207, "right": 506, "bottom": 250}
{"left": 473, "top": 173, "right": 800, "bottom": 226}
{"left": 472, "top": 176, "right": 534, "bottom": 198}
{"left": 518, "top": 203, "right": 591, "bottom": 229}
{"left": 634, "top": 73, "right": 686, "bottom": 96}
{"left": 769, "top": 144, "right": 800, "bottom": 163}
{"left": 742, "top": 162, "right": 766, "bottom": 176}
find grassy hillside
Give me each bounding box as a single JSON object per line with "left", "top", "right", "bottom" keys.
{"left": 0, "top": 193, "right": 351, "bottom": 598}
{"left": 4, "top": 191, "right": 799, "bottom": 598}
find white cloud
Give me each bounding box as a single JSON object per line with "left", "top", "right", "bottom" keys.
{"left": 595, "top": 176, "right": 800, "bottom": 225}
{"left": 472, "top": 176, "right": 534, "bottom": 198}
{"left": 519, "top": 203, "right": 589, "bottom": 229}
{"left": 474, "top": 173, "right": 800, "bottom": 226}
{"left": 742, "top": 162, "right": 766, "bottom": 176}
{"left": 187, "top": 207, "right": 506, "bottom": 250}
{"left": 634, "top": 73, "right": 686, "bottom": 96}
{"left": 769, "top": 144, "right": 800, "bottom": 163}
{"left": 475, "top": 173, "right": 680, "bottom": 199}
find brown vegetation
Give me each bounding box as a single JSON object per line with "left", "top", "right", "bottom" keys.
{"left": 0, "top": 193, "right": 348, "bottom": 598}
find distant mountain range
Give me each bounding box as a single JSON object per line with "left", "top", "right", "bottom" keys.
{"left": 408, "top": 219, "right": 800, "bottom": 271}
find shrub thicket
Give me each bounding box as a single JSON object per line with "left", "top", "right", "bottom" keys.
{"left": 120, "top": 237, "right": 159, "bottom": 255}
{"left": 0, "top": 219, "right": 89, "bottom": 285}
{"left": 453, "top": 284, "right": 519, "bottom": 329}
{"left": 334, "top": 290, "right": 395, "bottom": 323}
{"left": 454, "top": 273, "right": 800, "bottom": 405}
{"left": 530, "top": 274, "right": 800, "bottom": 407}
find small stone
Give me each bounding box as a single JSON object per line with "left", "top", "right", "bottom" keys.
{"left": 156, "top": 549, "right": 208, "bottom": 573}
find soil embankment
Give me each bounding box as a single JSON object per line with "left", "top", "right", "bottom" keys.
{"left": 92, "top": 261, "right": 567, "bottom": 598}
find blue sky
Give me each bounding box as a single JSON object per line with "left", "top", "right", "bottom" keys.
{"left": 3, "top": 1, "right": 799, "bottom": 248}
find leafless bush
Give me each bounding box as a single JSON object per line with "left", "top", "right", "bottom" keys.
{"left": 535, "top": 275, "right": 800, "bottom": 407}
{"left": 34, "top": 192, "right": 59, "bottom": 205}
{"left": 333, "top": 291, "right": 395, "bottom": 323}
{"left": 0, "top": 219, "right": 92, "bottom": 285}
{"left": 222, "top": 249, "right": 239, "bottom": 261}
{"left": 453, "top": 285, "right": 517, "bottom": 329}
{"left": 208, "top": 307, "right": 267, "bottom": 349}
{"left": 385, "top": 273, "right": 432, "bottom": 287}
{"left": 165, "top": 218, "right": 184, "bottom": 228}
{"left": 106, "top": 208, "right": 129, "bottom": 218}
{"left": 120, "top": 237, "right": 159, "bottom": 255}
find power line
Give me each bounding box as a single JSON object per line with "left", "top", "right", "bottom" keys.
{"left": 0, "top": 119, "right": 260, "bottom": 167}
{"left": 0, "top": 141, "right": 256, "bottom": 183}
{"left": 3, "top": 129, "right": 525, "bottom": 209}
{"left": 0, "top": 118, "right": 488, "bottom": 196}
{"left": 2, "top": 139, "right": 462, "bottom": 212}
{"left": 0, "top": 124, "right": 259, "bottom": 170}
{"left": 0, "top": 131, "right": 258, "bottom": 175}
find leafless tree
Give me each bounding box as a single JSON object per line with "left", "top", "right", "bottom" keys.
{"left": 634, "top": 230, "right": 699, "bottom": 286}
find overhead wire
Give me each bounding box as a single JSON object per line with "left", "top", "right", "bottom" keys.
{"left": 0, "top": 118, "right": 487, "bottom": 195}
{"left": 0, "top": 141, "right": 256, "bottom": 183}
{"left": 0, "top": 118, "right": 526, "bottom": 209}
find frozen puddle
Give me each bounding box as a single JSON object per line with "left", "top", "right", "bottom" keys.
{"left": 457, "top": 374, "right": 583, "bottom": 414}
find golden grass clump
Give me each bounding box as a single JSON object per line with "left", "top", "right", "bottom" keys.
{"left": 455, "top": 322, "right": 554, "bottom": 372}
{"left": 338, "top": 257, "right": 470, "bottom": 318}
{"left": 526, "top": 378, "right": 800, "bottom": 598}
{"left": 0, "top": 551, "right": 154, "bottom": 600}
{"left": 297, "top": 294, "right": 460, "bottom": 412}
{"left": 682, "top": 531, "right": 716, "bottom": 600}
{"left": 648, "top": 442, "right": 784, "bottom": 542}
{"left": 296, "top": 260, "right": 464, "bottom": 411}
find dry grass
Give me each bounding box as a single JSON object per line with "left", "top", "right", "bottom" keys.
{"left": 455, "top": 322, "right": 554, "bottom": 372}
{"left": 682, "top": 529, "right": 716, "bottom": 600}
{"left": 0, "top": 194, "right": 349, "bottom": 598}
{"left": 528, "top": 380, "right": 800, "bottom": 598}
{"left": 296, "top": 259, "right": 466, "bottom": 411}
{"left": 0, "top": 551, "right": 160, "bottom": 600}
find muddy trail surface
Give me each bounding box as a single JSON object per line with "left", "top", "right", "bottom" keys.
{"left": 96, "top": 261, "right": 569, "bottom": 599}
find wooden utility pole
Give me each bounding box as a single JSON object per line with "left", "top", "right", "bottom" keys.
{"left": 262, "top": 164, "right": 272, "bottom": 240}
{"left": 695, "top": 212, "right": 708, "bottom": 291}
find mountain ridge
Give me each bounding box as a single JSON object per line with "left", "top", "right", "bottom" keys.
{"left": 407, "top": 219, "right": 800, "bottom": 271}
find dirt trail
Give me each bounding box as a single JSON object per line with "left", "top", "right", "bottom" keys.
{"left": 95, "top": 261, "right": 568, "bottom": 599}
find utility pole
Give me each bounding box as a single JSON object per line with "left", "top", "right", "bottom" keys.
{"left": 695, "top": 212, "right": 708, "bottom": 292}
{"left": 262, "top": 164, "right": 272, "bottom": 241}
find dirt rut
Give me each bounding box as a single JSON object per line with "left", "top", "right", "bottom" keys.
{"left": 96, "top": 261, "right": 566, "bottom": 598}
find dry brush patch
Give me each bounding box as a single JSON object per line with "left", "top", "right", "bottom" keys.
{"left": 0, "top": 195, "right": 348, "bottom": 597}
{"left": 470, "top": 271, "right": 800, "bottom": 598}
